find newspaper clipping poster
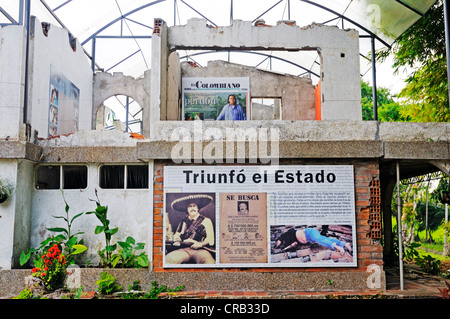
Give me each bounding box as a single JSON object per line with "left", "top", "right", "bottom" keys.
{"left": 182, "top": 77, "right": 249, "bottom": 121}
{"left": 163, "top": 165, "right": 356, "bottom": 268}
{"left": 219, "top": 193, "right": 267, "bottom": 264}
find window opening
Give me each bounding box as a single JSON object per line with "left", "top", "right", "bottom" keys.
{"left": 251, "top": 98, "right": 281, "bottom": 120}
{"left": 36, "top": 165, "right": 60, "bottom": 190}
{"left": 127, "top": 165, "right": 149, "bottom": 189}
{"left": 36, "top": 165, "right": 88, "bottom": 190}
{"left": 100, "top": 95, "right": 143, "bottom": 134}
{"left": 99, "top": 164, "right": 148, "bottom": 189}
{"left": 99, "top": 165, "right": 125, "bottom": 189}
{"left": 63, "top": 165, "right": 88, "bottom": 189}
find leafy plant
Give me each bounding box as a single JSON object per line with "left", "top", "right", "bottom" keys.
{"left": 128, "top": 280, "right": 142, "bottom": 292}
{"left": 415, "top": 254, "right": 441, "bottom": 276}
{"left": 111, "top": 236, "right": 149, "bottom": 268}
{"left": 20, "top": 191, "right": 87, "bottom": 267}
{"left": 86, "top": 190, "right": 118, "bottom": 268}
{"left": 433, "top": 176, "right": 450, "bottom": 204}
{"left": 0, "top": 178, "right": 14, "bottom": 201}
{"left": 13, "top": 287, "right": 37, "bottom": 299}
{"left": 32, "top": 244, "right": 68, "bottom": 292}
{"left": 96, "top": 272, "right": 121, "bottom": 295}
{"left": 142, "top": 281, "right": 184, "bottom": 299}
{"left": 403, "top": 242, "right": 421, "bottom": 263}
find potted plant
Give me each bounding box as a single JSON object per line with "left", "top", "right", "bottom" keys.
{"left": 0, "top": 178, "right": 14, "bottom": 203}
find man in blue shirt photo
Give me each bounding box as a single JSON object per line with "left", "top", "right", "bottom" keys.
{"left": 216, "top": 94, "right": 246, "bottom": 120}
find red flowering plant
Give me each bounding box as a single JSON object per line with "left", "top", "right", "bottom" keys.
{"left": 32, "top": 244, "right": 68, "bottom": 292}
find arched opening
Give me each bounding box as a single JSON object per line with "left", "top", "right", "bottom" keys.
{"left": 95, "top": 95, "right": 143, "bottom": 134}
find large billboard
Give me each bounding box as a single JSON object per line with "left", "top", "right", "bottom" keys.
{"left": 163, "top": 165, "right": 356, "bottom": 268}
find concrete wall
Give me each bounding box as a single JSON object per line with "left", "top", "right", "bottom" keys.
{"left": 168, "top": 19, "right": 361, "bottom": 121}
{"left": 92, "top": 71, "right": 151, "bottom": 131}
{"left": 30, "top": 162, "right": 153, "bottom": 266}
{"left": 28, "top": 17, "right": 93, "bottom": 138}
{"left": 180, "top": 60, "right": 316, "bottom": 120}
{"left": 0, "top": 159, "right": 33, "bottom": 269}
{"left": 0, "top": 25, "right": 27, "bottom": 140}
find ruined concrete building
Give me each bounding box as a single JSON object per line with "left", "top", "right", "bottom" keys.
{"left": 0, "top": 14, "right": 448, "bottom": 294}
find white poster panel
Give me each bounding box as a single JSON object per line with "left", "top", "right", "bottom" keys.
{"left": 182, "top": 77, "right": 249, "bottom": 121}
{"left": 163, "top": 165, "right": 356, "bottom": 268}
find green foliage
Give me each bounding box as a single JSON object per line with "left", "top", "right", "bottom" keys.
{"left": 376, "top": 0, "right": 450, "bottom": 122}
{"left": 86, "top": 191, "right": 118, "bottom": 268}
{"left": 96, "top": 272, "right": 122, "bottom": 295}
{"left": 415, "top": 201, "right": 445, "bottom": 232}
{"left": 361, "top": 80, "right": 404, "bottom": 121}
{"left": 13, "top": 287, "right": 37, "bottom": 299}
{"left": 432, "top": 176, "right": 450, "bottom": 204}
{"left": 403, "top": 241, "right": 443, "bottom": 276}
{"left": 128, "top": 280, "right": 142, "bottom": 292}
{"left": 142, "top": 281, "right": 185, "bottom": 299}
{"left": 415, "top": 254, "right": 441, "bottom": 276}
{"left": 111, "top": 236, "right": 149, "bottom": 268}
{"left": 32, "top": 244, "right": 68, "bottom": 292}
{"left": 20, "top": 190, "right": 87, "bottom": 267}
{"left": 87, "top": 190, "right": 149, "bottom": 268}
{"left": 118, "top": 281, "right": 185, "bottom": 299}
{"left": 403, "top": 242, "right": 421, "bottom": 263}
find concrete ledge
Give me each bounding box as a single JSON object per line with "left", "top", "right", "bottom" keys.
{"left": 136, "top": 140, "right": 384, "bottom": 159}
{"left": 0, "top": 122, "right": 447, "bottom": 163}
{"left": 0, "top": 141, "right": 41, "bottom": 161}
{"left": 384, "top": 141, "right": 449, "bottom": 160}
{"left": 0, "top": 268, "right": 384, "bottom": 298}
{"left": 40, "top": 146, "right": 141, "bottom": 163}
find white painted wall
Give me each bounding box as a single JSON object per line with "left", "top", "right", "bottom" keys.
{"left": 0, "top": 160, "right": 19, "bottom": 269}
{"left": 0, "top": 25, "right": 27, "bottom": 140}
{"left": 0, "top": 159, "right": 33, "bottom": 269}
{"left": 30, "top": 162, "right": 153, "bottom": 266}
{"left": 28, "top": 17, "right": 93, "bottom": 138}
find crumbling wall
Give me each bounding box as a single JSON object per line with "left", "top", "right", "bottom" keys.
{"left": 27, "top": 17, "right": 93, "bottom": 138}
{"left": 180, "top": 60, "right": 316, "bottom": 120}
{"left": 0, "top": 25, "right": 27, "bottom": 140}
{"left": 167, "top": 19, "right": 361, "bottom": 121}
{"left": 92, "top": 71, "right": 151, "bottom": 132}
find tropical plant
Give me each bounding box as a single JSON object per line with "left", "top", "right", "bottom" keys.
{"left": 376, "top": 0, "right": 450, "bottom": 122}
{"left": 87, "top": 190, "right": 118, "bottom": 268}
{"left": 20, "top": 191, "right": 87, "bottom": 266}
{"left": 433, "top": 176, "right": 450, "bottom": 204}
{"left": 111, "top": 236, "right": 149, "bottom": 268}
{"left": 361, "top": 80, "right": 404, "bottom": 121}
{"left": 95, "top": 272, "right": 121, "bottom": 295}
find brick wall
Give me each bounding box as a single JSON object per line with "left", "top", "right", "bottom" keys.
{"left": 152, "top": 160, "right": 383, "bottom": 272}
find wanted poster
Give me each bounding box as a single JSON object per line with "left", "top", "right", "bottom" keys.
{"left": 219, "top": 193, "right": 267, "bottom": 264}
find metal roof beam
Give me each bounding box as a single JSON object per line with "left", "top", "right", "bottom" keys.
{"left": 81, "top": 0, "right": 166, "bottom": 46}
{"left": 0, "top": 6, "right": 18, "bottom": 24}
{"left": 394, "top": 0, "right": 424, "bottom": 16}
{"left": 299, "top": 0, "right": 391, "bottom": 48}
{"left": 53, "top": 0, "right": 73, "bottom": 12}
{"left": 252, "top": 0, "right": 284, "bottom": 23}
{"left": 179, "top": 0, "right": 217, "bottom": 27}
{"left": 179, "top": 50, "right": 320, "bottom": 78}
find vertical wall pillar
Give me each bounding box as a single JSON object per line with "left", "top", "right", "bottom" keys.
{"left": 149, "top": 18, "right": 168, "bottom": 138}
